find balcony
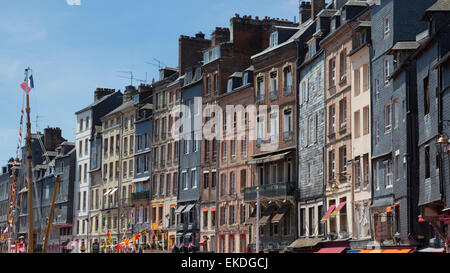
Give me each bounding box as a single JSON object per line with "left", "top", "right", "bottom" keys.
{"left": 177, "top": 223, "right": 187, "bottom": 232}
{"left": 102, "top": 201, "right": 118, "bottom": 210}
{"left": 131, "top": 191, "right": 150, "bottom": 202}
{"left": 283, "top": 131, "right": 293, "bottom": 141}
{"left": 269, "top": 89, "right": 278, "bottom": 101}
{"left": 283, "top": 85, "right": 292, "bottom": 96}
{"left": 243, "top": 182, "right": 294, "bottom": 201}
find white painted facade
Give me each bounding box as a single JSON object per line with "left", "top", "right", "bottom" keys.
{"left": 73, "top": 109, "right": 92, "bottom": 250}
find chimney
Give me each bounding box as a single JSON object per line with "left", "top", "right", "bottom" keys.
{"left": 123, "top": 85, "right": 137, "bottom": 102}
{"left": 299, "top": 1, "right": 312, "bottom": 23}
{"left": 43, "top": 127, "right": 65, "bottom": 151}
{"left": 312, "top": 0, "right": 326, "bottom": 20}
{"left": 178, "top": 34, "right": 211, "bottom": 75}
{"left": 195, "top": 32, "right": 205, "bottom": 39}
{"left": 211, "top": 27, "right": 230, "bottom": 47}
{"left": 94, "top": 88, "right": 115, "bottom": 102}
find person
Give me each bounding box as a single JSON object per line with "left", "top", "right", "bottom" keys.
{"left": 80, "top": 240, "right": 86, "bottom": 253}
{"left": 92, "top": 239, "right": 99, "bottom": 253}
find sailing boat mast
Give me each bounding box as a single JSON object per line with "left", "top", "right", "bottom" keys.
{"left": 25, "top": 67, "right": 34, "bottom": 253}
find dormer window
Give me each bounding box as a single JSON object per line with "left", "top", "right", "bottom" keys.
{"left": 227, "top": 78, "right": 233, "bottom": 92}
{"left": 203, "top": 51, "right": 210, "bottom": 64}
{"left": 270, "top": 32, "right": 278, "bottom": 48}
{"left": 308, "top": 41, "right": 316, "bottom": 59}
{"left": 243, "top": 73, "right": 249, "bottom": 85}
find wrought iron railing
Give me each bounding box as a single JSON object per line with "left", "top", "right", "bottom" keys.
{"left": 243, "top": 182, "right": 294, "bottom": 201}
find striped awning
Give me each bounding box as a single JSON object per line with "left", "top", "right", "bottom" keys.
{"left": 320, "top": 205, "right": 336, "bottom": 222}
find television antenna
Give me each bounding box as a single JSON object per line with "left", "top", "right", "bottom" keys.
{"left": 116, "top": 70, "right": 147, "bottom": 85}
{"left": 145, "top": 58, "right": 166, "bottom": 70}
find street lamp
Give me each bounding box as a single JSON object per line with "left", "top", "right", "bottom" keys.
{"left": 255, "top": 186, "right": 260, "bottom": 254}
{"left": 436, "top": 134, "right": 449, "bottom": 154}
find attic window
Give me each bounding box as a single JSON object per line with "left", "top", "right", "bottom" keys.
{"left": 227, "top": 78, "right": 233, "bottom": 92}
{"left": 270, "top": 32, "right": 278, "bottom": 48}
{"left": 243, "top": 72, "right": 249, "bottom": 85}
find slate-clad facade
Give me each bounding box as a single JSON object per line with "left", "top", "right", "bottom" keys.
{"left": 369, "top": 0, "right": 435, "bottom": 247}
{"left": 177, "top": 68, "right": 204, "bottom": 249}
{"left": 414, "top": 0, "right": 450, "bottom": 251}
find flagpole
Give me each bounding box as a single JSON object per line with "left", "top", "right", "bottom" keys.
{"left": 25, "top": 67, "right": 34, "bottom": 253}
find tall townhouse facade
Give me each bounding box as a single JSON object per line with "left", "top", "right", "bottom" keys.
{"left": 75, "top": 88, "right": 122, "bottom": 252}
{"left": 216, "top": 65, "right": 255, "bottom": 253}
{"left": 99, "top": 103, "right": 124, "bottom": 251}
{"left": 0, "top": 163, "right": 12, "bottom": 252}
{"left": 43, "top": 142, "right": 76, "bottom": 253}
{"left": 320, "top": 2, "right": 369, "bottom": 248}
{"left": 369, "top": 0, "right": 434, "bottom": 248}
{"left": 74, "top": 88, "right": 122, "bottom": 251}
{"left": 414, "top": 0, "right": 450, "bottom": 251}
{"left": 117, "top": 86, "right": 138, "bottom": 240}
{"left": 178, "top": 66, "right": 204, "bottom": 250}
{"left": 248, "top": 16, "right": 307, "bottom": 253}
{"left": 348, "top": 7, "right": 372, "bottom": 250}
{"left": 200, "top": 15, "right": 296, "bottom": 253}
{"left": 151, "top": 68, "right": 180, "bottom": 249}
{"left": 131, "top": 84, "right": 153, "bottom": 248}
{"left": 294, "top": 4, "right": 331, "bottom": 252}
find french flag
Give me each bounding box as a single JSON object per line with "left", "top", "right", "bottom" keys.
{"left": 20, "top": 75, "right": 34, "bottom": 93}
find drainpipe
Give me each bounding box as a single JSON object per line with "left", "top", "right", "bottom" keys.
{"left": 367, "top": 40, "right": 375, "bottom": 244}
{"left": 294, "top": 37, "right": 300, "bottom": 242}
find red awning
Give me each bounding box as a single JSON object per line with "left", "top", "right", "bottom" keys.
{"left": 202, "top": 208, "right": 208, "bottom": 212}
{"left": 315, "top": 247, "right": 347, "bottom": 253}
{"left": 211, "top": 208, "right": 216, "bottom": 212}
{"left": 320, "top": 205, "right": 336, "bottom": 222}
{"left": 331, "top": 201, "right": 347, "bottom": 215}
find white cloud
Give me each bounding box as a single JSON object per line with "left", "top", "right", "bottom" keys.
{"left": 66, "top": 0, "right": 81, "bottom": 6}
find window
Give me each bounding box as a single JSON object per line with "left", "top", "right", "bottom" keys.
{"left": 384, "top": 15, "right": 390, "bottom": 37}
{"left": 243, "top": 72, "right": 249, "bottom": 85}
{"left": 240, "top": 205, "right": 246, "bottom": 224}
{"left": 385, "top": 104, "right": 392, "bottom": 131}
{"left": 269, "top": 111, "right": 278, "bottom": 143}
{"left": 306, "top": 161, "right": 312, "bottom": 185}
{"left": 309, "top": 207, "right": 315, "bottom": 236}
{"left": 424, "top": 76, "right": 430, "bottom": 116}
{"left": 354, "top": 111, "right": 360, "bottom": 138}
{"left": 339, "top": 50, "right": 347, "bottom": 81}
{"left": 222, "top": 141, "right": 227, "bottom": 162}
{"left": 393, "top": 99, "right": 399, "bottom": 128}
{"left": 425, "top": 146, "right": 430, "bottom": 179}
{"left": 283, "top": 109, "right": 293, "bottom": 139}
{"left": 203, "top": 173, "right": 209, "bottom": 189}
{"left": 308, "top": 114, "right": 316, "bottom": 145}
{"left": 395, "top": 154, "right": 400, "bottom": 181}
{"left": 231, "top": 140, "right": 236, "bottom": 159}
{"left": 339, "top": 99, "right": 347, "bottom": 129}
{"left": 375, "top": 120, "right": 380, "bottom": 145}
{"left": 329, "top": 104, "right": 336, "bottom": 133}
{"left": 339, "top": 146, "right": 347, "bottom": 174}
{"left": 384, "top": 57, "right": 391, "bottom": 85}
{"left": 363, "top": 64, "right": 369, "bottom": 91}
{"left": 363, "top": 106, "right": 369, "bottom": 135}
{"left": 269, "top": 71, "right": 278, "bottom": 99}
{"left": 329, "top": 59, "right": 336, "bottom": 87}
{"left": 221, "top": 174, "right": 226, "bottom": 196}
{"left": 229, "top": 205, "right": 235, "bottom": 225}
{"left": 375, "top": 78, "right": 380, "bottom": 102}
{"left": 354, "top": 68, "right": 360, "bottom": 96}
{"left": 384, "top": 160, "right": 393, "bottom": 187}
{"left": 257, "top": 77, "right": 264, "bottom": 102}
{"left": 215, "top": 74, "right": 219, "bottom": 92}
{"left": 230, "top": 172, "right": 236, "bottom": 195}
{"left": 329, "top": 150, "right": 335, "bottom": 181}
{"left": 182, "top": 172, "right": 188, "bottom": 190}
{"left": 270, "top": 32, "right": 278, "bottom": 47}
{"left": 283, "top": 66, "right": 292, "bottom": 95}
{"left": 191, "top": 169, "right": 198, "bottom": 188}
{"left": 300, "top": 208, "right": 306, "bottom": 236}
{"left": 355, "top": 160, "right": 362, "bottom": 189}
{"left": 227, "top": 78, "right": 233, "bottom": 92}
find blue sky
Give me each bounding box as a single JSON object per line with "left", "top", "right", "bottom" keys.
{"left": 0, "top": 0, "right": 313, "bottom": 166}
